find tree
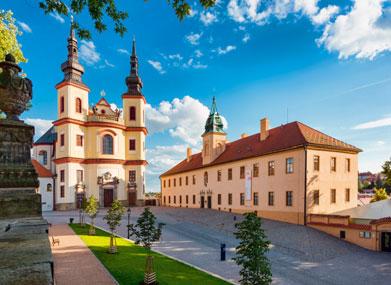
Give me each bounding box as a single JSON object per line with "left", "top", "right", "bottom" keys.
{"left": 234, "top": 212, "right": 272, "bottom": 285}
{"left": 79, "top": 195, "right": 87, "bottom": 227}
{"left": 0, "top": 10, "right": 26, "bottom": 63}
{"left": 370, "top": 188, "right": 389, "bottom": 203}
{"left": 103, "top": 200, "right": 125, "bottom": 253}
{"left": 39, "top": 0, "right": 216, "bottom": 39}
{"left": 129, "top": 207, "right": 162, "bottom": 284}
{"left": 85, "top": 196, "right": 99, "bottom": 235}
{"left": 381, "top": 158, "right": 391, "bottom": 194}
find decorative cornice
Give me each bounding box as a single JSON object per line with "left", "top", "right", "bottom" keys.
{"left": 55, "top": 80, "right": 90, "bottom": 92}
{"left": 121, "top": 93, "right": 146, "bottom": 103}
{"left": 53, "top": 157, "right": 148, "bottom": 165}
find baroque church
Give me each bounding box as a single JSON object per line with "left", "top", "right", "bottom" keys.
{"left": 32, "top": 25, "right": 147, "bottom": 210}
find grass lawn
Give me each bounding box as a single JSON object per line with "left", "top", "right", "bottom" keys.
{"left": 70, "top": 224, "right": 232, "bottom": 285}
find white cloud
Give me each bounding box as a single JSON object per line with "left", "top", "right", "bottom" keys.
{"left": 79, "top": 40, "right": 100, "bottom": 65}
{"left": 185, "top": 32, "right": 202, "bottom": 45}
{"left": 148, "top": 60, "right": 166, "bottom": 74}
{"left": 25, "top": 118, "right": 53, "bottom": 139}
{"left": 189, "top": 9, "right": 198, "bottom": 18}
{"left": 146, "top": 144, "right": 189, "bottom": 176}
{"left": 104, "top": 59, "right": 115, "bottom": 68}
{"left": 294, "top": 0, "right": 319, "bottom": 16}
{"left": 200, "top": 11, "right": 218, "bottom": 26}
{"left": 216, "top": 45, "right": 237, "bottom": 55}
{"left": 168, "top": 54, "right": 183, "bottom": 61}
{"left": 194, "top": 49, "right": 203, "bottom": 57}
{"left": 50, "top": 12, "right": 65, "bottom": 23}
{"left": 242, "top": 33, "right": 251, "bottom": 43}
{"left": 353, "top": 116, "right": 391, "bottom": 130}
{"left": 317, "top": 0, "right": 391, "bottom": 60}
{"left": 227, "top": 0, "right": 273, "bottom": 25}
{"left": 145, "top": 96, "right": 227, "bottom": 145}
{"left": 182, "top": 58, "right": 208, "bottom": 69}
{"left": 18, "top": 21, "right": 32, "bottom": 33}
{"left": 117, "top": 48, "right": 130, "bottom": 55}
{"left": 311, "top": 5, "right": 339, "bottom": 25}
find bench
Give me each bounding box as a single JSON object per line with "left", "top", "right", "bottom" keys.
{"left": 51, "top": 236, "right": 60, "bottom": 246}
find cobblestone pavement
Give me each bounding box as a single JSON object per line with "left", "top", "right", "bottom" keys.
{"left": 44, "top": 207, "right": 391, "bottom": 285}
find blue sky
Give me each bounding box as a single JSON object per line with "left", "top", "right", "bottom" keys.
{"left": 3, "top": 0, "right": 391, "bottom": 192}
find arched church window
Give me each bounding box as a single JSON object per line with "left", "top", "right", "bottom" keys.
{"left": 204, "top": 171, "right": 208, "bottom": 187}
{"left": 39, "top": 150, "right": 48, "bottom": 165}
{"left": 130, "top": 106, "right": 136, "bottom": 120}
{"left": 60, "top": 96, "right": 64, "bottom": 113}
{"left": 76, "top": 98, "right": 82, "bottom": 113}
{"left": 102, "top": 134, "right": 113, "bottom": 154}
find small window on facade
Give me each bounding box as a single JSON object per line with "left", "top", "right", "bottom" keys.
{"left": 186, "top": 195, "right": 189, "bottom": 204}
{"left": 163, "top": 196, "right": 166, "bottom": 204}
{"left": 60, "top": 170, "right": 65, "bottom": 182}
{"left": 174, "top": 178, "right": 176, "bottom": 187}
{"left": 331, "top": 157, "right": 337, "bottom": 172}
{"left": 253, "top": 192, "right": 259, "bottom": 206}
{"left": 340, "top": 230, "right": 346, "bottom": 239}
{"left": 76, "top": 170, "right": 83, "bottom": 183}
{"left": 129, "top": 139, "right": 136, "bottom": 151}
{"left": 129, "top": 106, "right": 136, "bottom": 120}
{"left": 179, "top": 195, "right": 182, "bottom": 204}
{"left": 313, "top": 190, "right": 320, "bottom": 205}
{"left": 179, "top": 177, "right": 182, "bottom": 186}
{"left": 60, "top": 134, "right": 65, "bottom": 146}
{"left": 60, "top": 185, "right": 65, "bottom": 198}
{"left": 168, "top": 196, "right": 171, "bottom": 204}
{"left": 253, "top": 163, "right": 259, "bottom": 177}
{"left": 314, "top": 155, "right": 320, "bottom": 171}
{"left": 218, "top": 194, "right": 222, "bottom": 205}
{"left": 76, "top": 98, "right": 82, "bottom": 113}
{"left": 60, "top": 96, "right": 64, "bottom": 113}
{"left": 217, "top": 170, "right": 222, "bottom": 182}
{"left": 163, "top": 180, "right": 166, "bottom": 188}
{"left": 47, "top": 183, "right": 52, "bottom": 192}
{"left": 240, "top": 166, "right": 245, "bottom": 179}
{"left": 76, "top": 135, "right": 83, "bottom": 147}
{"left": 39, "top": 150, "right": 48, "bottom": 165}
{"left": 228, "top": 193, "right": 233, "bottom": 205}
{"left": 129, "top": 170, "right": 136, "bottom": 182}
{"left": 345, "top": 188, "right": 350, "bottom": 202}
{"left": 228, "top": 168, "right": 233, "bottom": 180}
{"left": 185, "top": 176, "right": 189, "bottom": 185}
{"left": 286, "top": 191, "right": 293, "bottom": 206}
{"left": 240, "top": 193, "right": 245, "bottom": 205}
{"left": 168, "top": 179, "right": 171, "bottom": 187}
{"left": 286, "top": 158, "right": 294, "bottom": 174}
{"left": 345, "top": 158, "right": 351, "bottom": 172}
{"left": 102, "top": 134, "right": 114, "bottom": 154}
{"left": 268, "top": 192, "right": 274, "bottom": 206}
{"left": 193, "top": 194, "right": 196, "bottom": 204}
{"left": 174, "top": 196, "right": 176, "bottom": 204}
{"left": 331, "top": 189, "right": 336, "bottom": 204}
{"left": 192, "top": 175, "right": 196, "bottom": 185}
{"left": 204, "top": 171, "right": 208, "bottom": 186}
{"left": 268, "top": 161, "right": 275, "bottom": 176}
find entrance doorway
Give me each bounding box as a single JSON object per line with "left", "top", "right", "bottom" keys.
{"left": 200, "top": 196, "right": 205, "bottom": 208}
{"left": 207, "top": 196, "right": 212, "bottom": 209}
{"left": 381, "top": 232, "right": 391, "bottom": 252}
{"left": 104, "top": 188, "right": 113, "bottom": 207}
{"left": 128, "top": 191, "right": 137, "bottom": 206}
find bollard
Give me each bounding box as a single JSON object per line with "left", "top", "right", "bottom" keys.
{"left": 233, "top": 215, "right": 236, "bottom": 221}
{"left": 220, "top": 243, "right": 226, "bottom": 261}
{"left": 69, "top": 218, "right": 74, "bottom": 224}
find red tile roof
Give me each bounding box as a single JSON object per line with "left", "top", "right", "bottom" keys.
{"left": 32, "top": 159, "right": 53, "bottom": 178}
{"left": 161, "top": 121, "right": 361, "bottom": 177}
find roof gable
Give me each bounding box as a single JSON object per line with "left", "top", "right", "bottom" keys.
{"left": 32, "top": 159, "right": 53, "bottom": 178}
{"left": 34, "top": 126, "right": 56, "bottom": 145}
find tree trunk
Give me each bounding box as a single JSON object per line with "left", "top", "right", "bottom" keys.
{"left": 89, "top": 218, "right": 95, "bottom": 235}
{"left": 144, "top": 254, "right": 156, "bottom": 285}
{"left": 108, "top": 233, "right": 117, "bottom": 254}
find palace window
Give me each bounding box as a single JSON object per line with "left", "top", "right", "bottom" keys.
{"left": 217, "top": 170, "right": 222, "bottom": 182}
{"left": 185, "top": 176, "right": 189, "bottom": 185}
{"left": 253, "top": 163, "right": 259, "bottom": 177}
{"left": 314, "top": 155, "right": 320, "bottom": 171}
{"left": 192, "top": 175, "right": 196, "bottom": 185}
{"left": 179, "top": 195, "right": 182, "bottom": 204}
{"left": 168, "top": 196, "right": 171, "bottom": 204}
{"left": 174, "top": 178, "right": 176, "bottom": 187}
{"left": 129, "top": 139, "right": 136, "bottom": 151}
{"left": 174, "top": 196, "right": 176, "bottom": 204}
{"left": 345, "top": 158, "right": 351, "bottom": 172}
{"left": 228, "top": 193, "right": 232, "bottom": 205}
{"left": 186, "top": 195, "right": 189, "bottom": 204}
{"left": 253, "top": 192, "right": 259, "bottom": 206}
{"left": 286, "top": 158, "right": 294, "bottom": 174}
{"left": 129, "top": 106, "right": 136, "bottom": 121}
{"left": 218, "top": 194, "right": 222, "bottom": 205}
{"left": 228, "top": 168, "right": 233, "bottom": 180}
{"left": 345, "top": 188, "right": 350, "bottom": 202}
{"left": 60, "top": 170, "right": 65, "bottom": 182}
{"left": 60, "top": 96, "right": 64, "bottom": 113}
{"left": 268, "top": 161, "right": 275, "bottom": 176}
{"left": 204, "top": 171, "right": 208, "bottom": 186}
{"left": 129, "top": 170, "right": 136, "bottom": 182}
{"left": 163, "top": 180, "right": 166, "bottom": 188}
{"left": 168, "top": 179, "right": 171, "bottom": 187}
{"left": 359, "top": 231, "right": 372, "bottom": 239}
{"left": 193, "top": 195, "right": 196, "bottom": 204}
{"left": 102, "top": 134, "right": 113, "bottom": 154}
{"left": 76, "top": 135, "right": 83, "bottom": 147}
{"left": 268, "top": 192, "right": 274, "bottom": 206}
{"left": 240, "top": 166, "right": 245, "bottom": 179}
{"left": 313, "top": 190, "right": 320, "bottom": 205}
{"left": 331, "top": 189, "right": 336, "bottom": 204}
{"left": 60, "top": 134, "right": 65, "bottom": 146}
{"left": 47, "top": 183, "right": 52, "bottom": 192}
{"left": 179, "top": 177, "right": 182, "bottom": 186}
{"left": 331, "top": 157, "right": 337, "bottom": 172}
{"left": 240, "top": 193, "right": 245, "bottom": 205}
{"left": 286, "top": 191, "right": 293, "bottom": 206}
{"left": 76, "top": 170, "right": 83, "bottom": 183}
{"left": 163, "top": 196, "right": 166, "bottom": 204}
{"left": 60, "top": 185, "right": 65, "bottom": 198}
{"left": 38, "top": 150, "right": 47, "bottom": 165}
{"left": 76, "top": 98, "right": 82, "bottom": 113}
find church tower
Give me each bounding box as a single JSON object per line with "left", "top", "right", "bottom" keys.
{"left": 202, "top": 97, "right": 227, "bottom": 165}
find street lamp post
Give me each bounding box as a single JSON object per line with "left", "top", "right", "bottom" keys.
{"left": 127, "top": 207, "right": 131, "bottom": 239}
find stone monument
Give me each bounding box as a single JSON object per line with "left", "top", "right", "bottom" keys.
{"left": 0, "top": 54, "right": 53, "bottom": 284}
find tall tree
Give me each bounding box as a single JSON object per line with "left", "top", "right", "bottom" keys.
{"left": 381, "top": 158, "right": 391, "bottom": 194}
{"left": 370, "top": 188, "right": 389, "bottom": 203}
{"left": 0, "top": 10, "right": 26, "bottom": 62}
{"left": 103, "top": 200, "right": 125, "bottom": 253}
{"left": 39, "top": 0, "right": 216, "bottom": 39}
{"left": 234, "top": 212, "right": 272, "bottom": 285}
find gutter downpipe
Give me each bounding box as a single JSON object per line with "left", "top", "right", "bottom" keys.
{"left": 304, "top": 145, "right": 308, "bottom": 226}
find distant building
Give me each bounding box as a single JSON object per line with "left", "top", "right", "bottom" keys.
{"left": 32, "top": 24, "right": 148, "bottom": 210}
{"left": 32, "top": 159, "right": 54, "bottom": 211}
{"left": 160, "top": 98, "right": 361, "bottom": 225}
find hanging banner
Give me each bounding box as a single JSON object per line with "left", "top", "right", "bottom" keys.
{"left": 245, "top": 167, "right": 252, "bottom": 201}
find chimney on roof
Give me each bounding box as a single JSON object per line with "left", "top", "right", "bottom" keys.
{"left": 260, "top": 118, "right": 269, "bottom": 141}
{"left": 241, "top": 133, "right": 248, "bottom": 139}
{"left": 186, "top": 147, "right": 192, "bottom": 162}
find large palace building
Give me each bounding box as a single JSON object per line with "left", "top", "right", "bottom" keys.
{"left": 161, "top": 98, "right": 361, "bottom": 225}
{"left": 32, "top": 25, "right": 148, "bottom": 210}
